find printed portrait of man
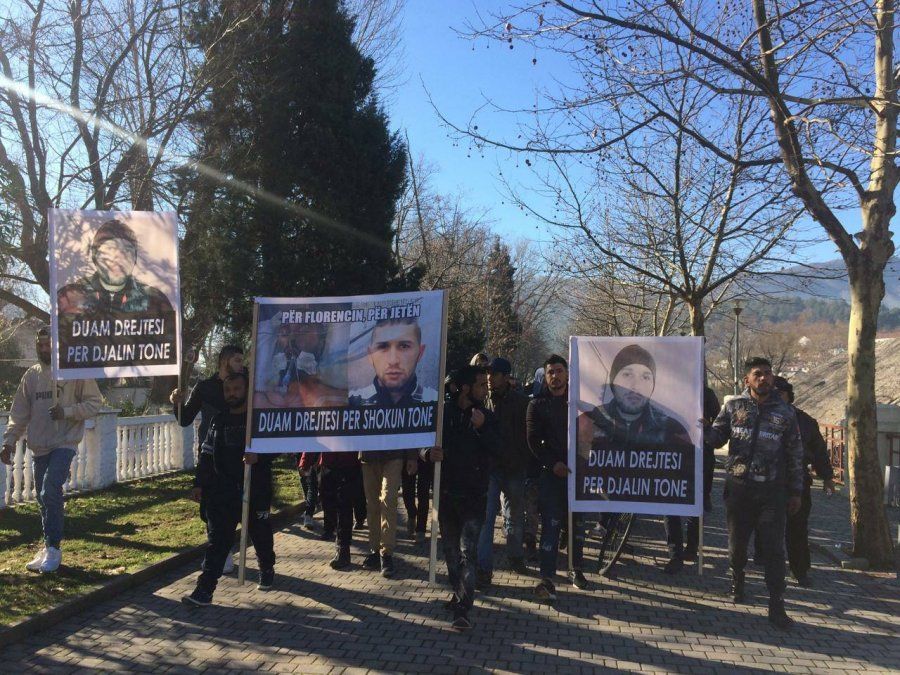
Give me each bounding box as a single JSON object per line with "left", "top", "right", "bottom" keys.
{"left": 349, "top": 316, "right": 438, "bottom": 406}
{"left": 56, "top": 218, "right": 175, "bottom": 323}
{"left": 576, "top": 343, "right": 693, "bottom": 459}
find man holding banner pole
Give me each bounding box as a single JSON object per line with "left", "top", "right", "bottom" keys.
{"left": 182, "top": 372, "right": 275, "bottom": 606}
{"left": 422, "top": 364, "right": 499, "bottom": 630}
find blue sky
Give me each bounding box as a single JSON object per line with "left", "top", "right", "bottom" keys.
{"left": 385, "top": 1, "right": 893, "bottom": 265}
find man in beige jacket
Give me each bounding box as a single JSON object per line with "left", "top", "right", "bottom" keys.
{"left": 1, "top": 327, "right": 101, "bottom": 573}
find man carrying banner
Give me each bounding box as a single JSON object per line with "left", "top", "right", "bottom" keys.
{"left": 1, "top": 327, "right": 101, "bottom": 573}
{"left": 183, "top": 372, "right": 275, "bottom": 606}
{"left": 705, "top": 357, "right": 803, "bottom": 630}
{"left": 476, "top": 356, "right": 530, "bottom": 589}
{"left": 527, "top": 354, "right": 588, "bottom": 600}
{"left": 423, "top": 365, "right": 499, "bottom": 629}
{"left": 349, "top": 316, "right": 437, "bottom": 578}
{"left": 171, "top": 344, "right": 245, "bottom": 573}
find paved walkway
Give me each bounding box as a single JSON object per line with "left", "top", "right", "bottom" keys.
{"left": 2, "top": 473, "right": 898, "bottom": 674}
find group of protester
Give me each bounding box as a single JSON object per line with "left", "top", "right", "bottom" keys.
{"left": 2, "top": 323, "right": 835, "bottom": 633}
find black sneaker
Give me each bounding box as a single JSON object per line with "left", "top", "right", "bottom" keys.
{"left": 768, "top": 599, "right": 795, "bottom": 631}
{"left": 320, "top": 530, "right": 336, "bottom": 542}
{"left": 444, "top": 593, "right": 460, "bottom": 611}
{"left": 664, "top": 557, "right": 684, "bottom": 574}
{"left": 181, "top": 587, "right": 212, "bottom": 607}
{"left": 330, "top": 547, "right": 351, "bottom": 570}
{"left": 534, "top": 578, "right": 556, "bottom": 601}
{"left": 451, "top": 612, "right": 472, "bottom": 630}
{"left": 362, "top": 552, "right": 380, "bottom": 570}
{"left": 569, "top": 569, "right": 589, "bottom": 589}
{"left": 380, "top": 553, "right": 395, "bottom": 578}
{"left": 257, "top": 568, "right": 274, "bottom": 591}
{"left": 795, "top": 572, "right": 812, "bottom": 587}
{"left": 683, "top": 549, "right": 698, "bottom": 562}
{"left": 475, "top": 569, "right": 492, "bottom": 591}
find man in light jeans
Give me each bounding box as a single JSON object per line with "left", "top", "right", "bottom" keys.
{"left": 1, "top": 327, "right": 101, "bottom": 573}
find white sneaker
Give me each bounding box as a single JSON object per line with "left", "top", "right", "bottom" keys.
{"left": 25, "top": 548, "right": 47, "bottom": 572}
{"left": 39, "top": 547, "right": 62, "bottom": 573}
{"left": 222, "top": 554, "right": 235, "bottom": 575}
{"left": 302, "top": 514, "right": 315, "bottom": 529}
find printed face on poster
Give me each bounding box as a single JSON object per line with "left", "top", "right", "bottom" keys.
{"left": 49, "top": 209, "right": 181, "bottom": 380}
{"left": 249, "top": 291, "right": 446, "bottom": 453}
{"left": 568, "top": 336, "right": 703, "bottom": 516}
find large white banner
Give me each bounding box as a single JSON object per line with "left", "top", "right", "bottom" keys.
{"left": 248, "top": 291, "right": 447, "bottom": 453}
{"left": 568, "top": 336, "right": 703, "bottom": 516}
{"left": 49, "top": 209, "right": 181, "bottom": 380}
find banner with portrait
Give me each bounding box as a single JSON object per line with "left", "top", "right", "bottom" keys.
{"left": 248, "top": 291, "right": 447, "bottom": 453}
{"left": 49, "top": 209, "right": 181, "bottom": 380}
{"left": 568, "top": 336, "right": 703, "bottom": 516}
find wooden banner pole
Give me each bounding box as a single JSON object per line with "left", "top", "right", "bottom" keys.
{"left": 428, "top": 290, "right": 450, "bottom": 586}
{"left": 239, "top": 301, "right": 260, "bottom": 586}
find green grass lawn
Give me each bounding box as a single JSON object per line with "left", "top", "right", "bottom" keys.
{"left": 0, "top": 456, "right": 301, "bottom": 626}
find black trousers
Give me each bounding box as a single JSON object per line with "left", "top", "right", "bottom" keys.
{"left": 198, "top": 467, "right": 275, "bottom": 594}
{"left": 703, "top": 444, "right": 715, "bottom": 502}
{"left": 664, "top": 515, "right": 699, "bottom": 558}
{"left": 402, "top": 458, "right": 433, "bottom": 533}
{"left": 439, "top": 493, "right": 485, "bottom": 612}
{"left": 785, "top": 483, "right": 813, "bottom": 578}
{"left": 300, "top": 466, "right": 318, "bottom": 516}
{"left": 725, "top": 478, "right": 787, "bottom": 598}
{"left": 320, "top": 465, "right": 363, "bottom": 548}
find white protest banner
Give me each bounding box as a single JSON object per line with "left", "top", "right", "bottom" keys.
{"left": 568, "top": 336, "right": 703, "bottom": 516}
{"left": 49, "top": 209, "right": 181, "bottom": 380}
{"left": 248, "top": 291, "right": 446, "bottom": 453}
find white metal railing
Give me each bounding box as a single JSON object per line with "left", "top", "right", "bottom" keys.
{"left": 1, "top": 412, "right": 195, "bottom": 508}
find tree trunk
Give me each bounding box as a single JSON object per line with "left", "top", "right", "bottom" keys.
{"left": 845, "top": 254, "right": 895, "bottom": 568}
{"left": 688, "top": 301, "right": 705, "bottom": 337}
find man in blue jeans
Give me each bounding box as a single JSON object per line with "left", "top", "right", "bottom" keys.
{"left": 476, "top": 357, "right": 531, "bottom": 589}
{"left": 1, "top": 327, "right": 101, "bottom": 573}
{"left": 526, "top": 354, "right": 588, "bottom": 600}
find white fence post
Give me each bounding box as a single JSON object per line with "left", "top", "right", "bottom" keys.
{"left": 90, "top": 409, "right": 120, "bottom": 489}
{"left": 180, "top": 423, "right": 196, "bottom": 470}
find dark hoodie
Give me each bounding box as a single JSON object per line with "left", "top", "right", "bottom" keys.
{"left": 526, "top": 386, "right": 569, "bottom": 470}
{"left": 439, "top": 400, "right": 500, "bottom": 502}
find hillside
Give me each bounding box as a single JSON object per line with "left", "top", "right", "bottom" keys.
{"left": 789, "top": 337, "right": 900, "bottom": 424}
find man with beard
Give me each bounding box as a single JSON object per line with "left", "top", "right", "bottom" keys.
{"left": 528, "top": 354, "right": 589, "bottom": 600}
{"left": 349, "top": 316, "right": 435, "bottom": 578}
{"left": 56, "top": 218, "right": 176, "bottom": 367}
{"left": 171, "top": 345, "right": 245, "bottom": 574}
{"left": 182, "top": 372, "right": 276, "bottom": 606}
{"left": 1, "top": 327, "right": 101, "bottom": 573}
{"left": 422, "top": 365, "right": 500, "bottom": 629}
{"left": 705, "top": 357, "right": 803, "bottom": 630}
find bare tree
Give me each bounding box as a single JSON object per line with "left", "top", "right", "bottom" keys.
{"left": 0, "top": 0, "right": 234, "bottom": 320}
{"left": 458, "top": 0, "right": 895, "bottom": 565}
{"left": 344, "top": 0, "right": 406, "bottom": 93}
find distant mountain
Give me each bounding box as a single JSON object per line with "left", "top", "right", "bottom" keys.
{"left": 766, "top": 257, "right": 900, "bottom": 308}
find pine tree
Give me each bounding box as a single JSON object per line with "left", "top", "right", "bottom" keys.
{"left": 180, "top": 0, "right": 407, "bottom": 340}
{"left": 485, "top": 239, "right": 521, "bottom": 359}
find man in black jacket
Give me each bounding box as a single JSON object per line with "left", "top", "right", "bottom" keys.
{"left": 423, "top": 365, "right": 499, "bottom": 630}
{"left": 171, "top": 345, "right": 245, "bottom": 573}
{"left": 476, "top": 357, "right": 531, "bottom": 588}
{"left": 182, "top": 372, "right": 275, "bottom": 606}
{"left": 705, "top": 357, "right": 803, "bottom": 630}
{"left": 527, "top": 354, "right": 588, "bottom": 600}
{"left": 773, "top": 377, "right": 835, "bottom": 586}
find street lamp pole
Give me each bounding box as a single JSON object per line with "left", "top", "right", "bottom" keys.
{"left": 733, "top": 300, "right": 743, "bottom": 395}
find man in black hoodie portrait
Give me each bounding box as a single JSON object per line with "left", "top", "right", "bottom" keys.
{"left": 423, "top": 365, "right": 499, "bottom": 630}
